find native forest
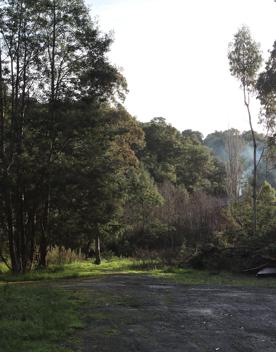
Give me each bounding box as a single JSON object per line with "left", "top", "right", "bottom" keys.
{"left": 1, "top": 1, "right": 276, "bottom": 352}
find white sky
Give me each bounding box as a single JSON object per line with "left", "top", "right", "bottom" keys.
{"left": 86, "top": 0, "right": 276, "bottom": 136}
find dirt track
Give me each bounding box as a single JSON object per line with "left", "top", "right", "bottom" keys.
{"left": 61, "top": 275, "right": 276, "bottom": 352}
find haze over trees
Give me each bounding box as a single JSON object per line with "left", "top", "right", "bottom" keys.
{"left": 0, "top": 0, "right": 276, "bottom": 273}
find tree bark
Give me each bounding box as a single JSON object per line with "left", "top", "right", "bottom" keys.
{"left": 243, "top": 85, "right": 257, "bottom": 236}
{"left": 94, "top": 232, "right": 101, "bottom": 265}
{"left": 39, "top": 234, "right": 47, "bottom": 268}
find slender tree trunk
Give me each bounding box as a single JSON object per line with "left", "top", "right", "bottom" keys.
{"left": 0, "top": 45, "right": 4, "bottom": 157}
{"left": 37, "top": 0, "right": 57, "bottom": 269}
{"left": 84, "top": 241, "right": 91, "bottom": 259}
{"left": 39, "top": 234, "right": 47, "bottom": 267}
{"left": 39, "top": 186, "right": 50, "bottom": 267}
{"left": 252, "top": 140, "right": 257, "bottom": 235}
{"left": 94, "top": 231, "right": 101, "bottom": 265}
{"left": 243, "top": 86, "right": 257, "bottom": 236}
{"left": 0, "top": 35, "right": 21, "bottom": 273}
{"left": 28, "top": 213, "right": 36, "bottom": 270}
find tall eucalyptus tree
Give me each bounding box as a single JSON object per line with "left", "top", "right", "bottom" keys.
{"left": 228, "top": 26, "right": 262, "bottom": 236}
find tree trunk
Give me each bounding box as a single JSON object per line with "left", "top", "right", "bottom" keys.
{"left": 0, "top": 46, "right": 4, "bottom": 157}
{"left": 244, "top": 86, "right": 257, "bottom": 236}
{"left": 39, "top": 234, "right": 47, "bottom": 268}
{"left": 252, "top": 140, "right": 257, "bottom": 236}
{"left": 94, "top": 233, "right": 101, "bottom": 265}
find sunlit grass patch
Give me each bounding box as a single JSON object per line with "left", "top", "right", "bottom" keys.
{"left": 0, "top": 262, "right": 9, "bottom": 274}
{"left": 0, "top": 257, "right": 157, "bottom": 282}
{"left": 1, "top": 257, "right": 276, "bottom": 288}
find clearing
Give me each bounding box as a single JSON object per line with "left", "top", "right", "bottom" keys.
{"left": 60, "top": 274, "right": 276, "bottom": 352}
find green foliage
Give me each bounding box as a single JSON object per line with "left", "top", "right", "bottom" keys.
{"left": 125, "top": 166, "right": 164, "bottom": 223}
{"left": 140, "top": 117, "right": 226, "bottom": 195}
{"left": 58, "top": 105, "right": 145, "bottom": 248}
{"left": 176, "top": 142, "right": 225, "bottom": 193}
{"left": 229, "top": 181, "right": 276, "bottom": 243}
{"left": 182, "top": 129, "right": 203, "bottom": 144}
{"left": 228, "top": 25, "right": 262, "bottom": 88}
{"left": 107, "top": 117, "right": 228, "bottom": 255}
{"left": 140, "top": 117, "right": 181, "bottom": 183}
{"left": 0, "top": 0, "right": 129, "bottom": 272}
{"left": 3, "top": 3, "right": 274, "bottom": 274}
{"left": 257, "top": 41, "right": 276, "bottom": 135}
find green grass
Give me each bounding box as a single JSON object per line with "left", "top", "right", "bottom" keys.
{"left": 0, "top": 283, "right": 84, "bottom": 352}
{"left": 148, "top": 266, "right": 276, "bottom": 288}
{"left": 1, "top": 257, "right": 276, "bottom": 287}
{"left": 1, "top": 258, "right": 276, "bottom": 351}
{"left": 0, "top": 258, "right": 145, "bottom": 282}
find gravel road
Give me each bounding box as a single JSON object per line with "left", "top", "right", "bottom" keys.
{"left": 61, "top": 275, "right": 276, "bottom": 352}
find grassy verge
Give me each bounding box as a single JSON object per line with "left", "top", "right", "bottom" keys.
{"left": 0, "top": 258, "right": 146, "bottom": 282}
{"left": 1, "top": 258, "right": 276, "bottom": 287}
{"left": 148, "top": 267, "right": 276, "bottom": 288}
{"left": 0, "top": 283, "right": 84, "bottom": 352}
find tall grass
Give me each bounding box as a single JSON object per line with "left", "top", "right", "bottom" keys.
{"left": 47, "top": 246, "right": 84, "bottom": 265}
